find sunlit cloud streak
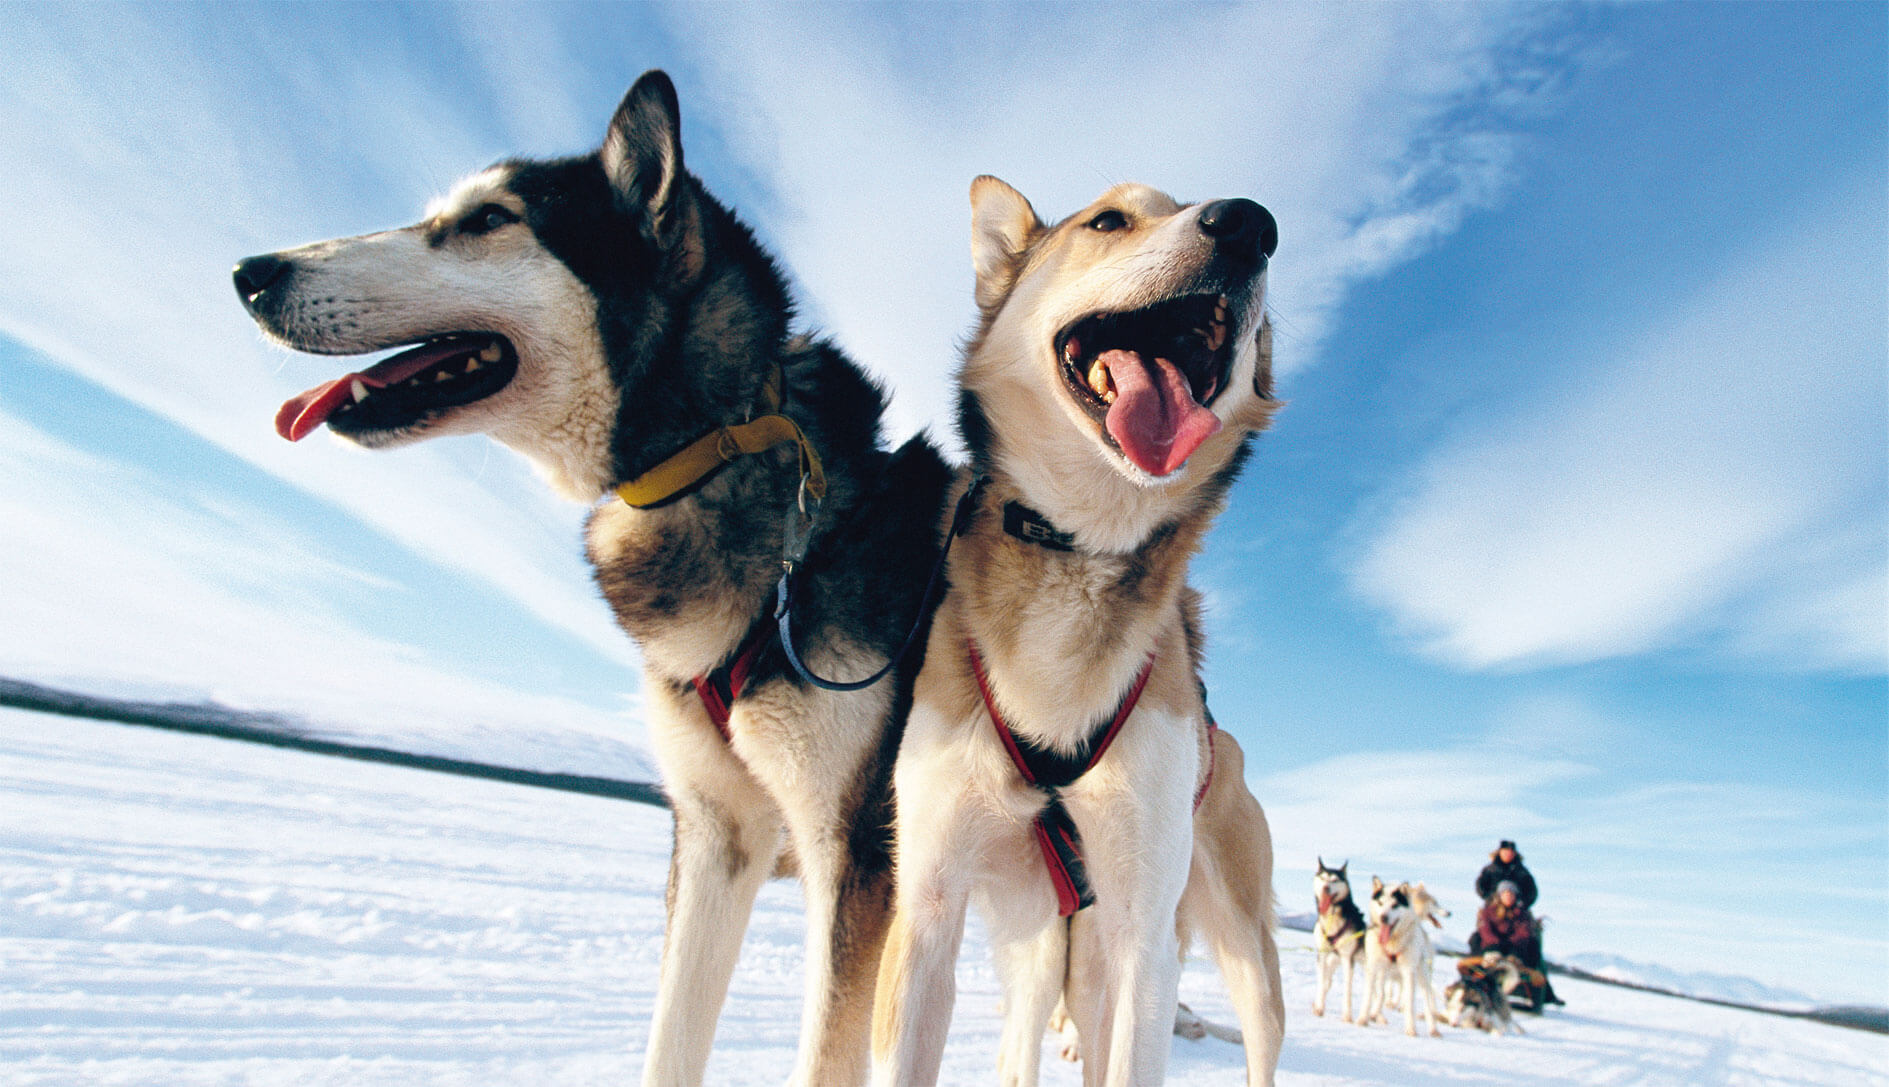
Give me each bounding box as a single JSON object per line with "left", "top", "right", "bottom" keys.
{"left": 1347, "top": 173, "right": 1888, "bottom": 673}
{"left": 659, "top": 3, "right": 1579, "bottom": 445}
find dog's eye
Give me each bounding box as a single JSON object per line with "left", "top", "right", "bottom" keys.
{"left": 1088, "top": 210, "right": 1129, "bottom": 232}
{"left": 461, "top": 204, "right": 519, "bottom": 235}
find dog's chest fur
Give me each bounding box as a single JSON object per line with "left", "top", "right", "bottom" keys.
{"left": 584, "top": 457, "right": 791, "bottom": 681}
{"left": 948, "top": 486, "right": 1209, "bottom": 745}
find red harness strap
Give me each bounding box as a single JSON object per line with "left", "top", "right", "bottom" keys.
{"left": 690, "top": 612, "right": 777, "bottom": 742}
{"left": 969, "top": 639, "right": 1154, "bottom": 916}
{"left": 1193, "top": 714, "right": 1218, "bottom": 812}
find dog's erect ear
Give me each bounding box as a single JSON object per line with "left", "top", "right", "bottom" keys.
{"left": 1317, "top": 855, "right": 1326, "bottom": 872}
{"left": 969, "top": 175, "right": 1041, "bottom": 312}
{"left": 604, "top": 71, "right": 687, "bottom": 233}
{"left": 1371, "top": 875, "right": 1384, "bottom": 892}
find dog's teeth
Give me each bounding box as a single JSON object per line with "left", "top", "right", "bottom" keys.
{"left": 1205, "top": 324, "right": 1226, "bottom": 352}
{"left": 478, "top": 342, "right": 501, "bottom": 363}
{"left": 465, "top": 358, "right": 481, "bottom": 373}
{"left": 350, "top": 378, "right": 369, "bottom": 403}
{"left": 1064, "top": 338, "right": 1081, "bottom": 363}
{"left": 435, "top": 370, "right": 452, "bottom": 382}
{"left": 1087, "top": 358, "right": 1116, "bottom": 403}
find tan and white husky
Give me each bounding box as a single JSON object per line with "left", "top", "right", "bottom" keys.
{"left": 871, "top": 177, "right": 1283, "bottom": 1086}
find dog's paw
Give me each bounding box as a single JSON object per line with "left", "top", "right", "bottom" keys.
{"left": 1311, "top": 1004, "right": 1324, "bottom": 1017}
{"left": 1173, "top": 1004, "right": 1208, "bottom": 1041}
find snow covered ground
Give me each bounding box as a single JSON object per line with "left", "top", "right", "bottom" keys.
{"left": 4, "top": 708, "right": 1883, "bottom": 1086}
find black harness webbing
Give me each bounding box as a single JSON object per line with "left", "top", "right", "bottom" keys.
{"left": 969, "top": 639, "right": 1153, "bottom": 916}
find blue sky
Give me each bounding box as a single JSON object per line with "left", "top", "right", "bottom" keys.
{"left": 0, "top": 3, "right": 1882, "bottom": 1005}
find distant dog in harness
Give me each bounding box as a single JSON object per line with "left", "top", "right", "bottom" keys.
{"left": 1311, "top": 859, "right": 1369, "bottom": 1022}
{"left": 871, "top": 177, "right": 1282, "bottom": 1087}
{"left": 1361, "top": 878, "right": 1450, "bottom": 1037}
{"left": 1446, "top": 953, "right": 1527, "bottom": 1036}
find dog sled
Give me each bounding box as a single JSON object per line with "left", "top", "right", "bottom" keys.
{"left": 1456, "top": 953, "right": 1552, "bottom": 1013}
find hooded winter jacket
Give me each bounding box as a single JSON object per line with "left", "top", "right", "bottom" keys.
{"left": 1475, "top": 851, "right": 1538, "bottom": 907}
{"left": 1473, "top": 897, "right": 1541, "bottom": 967}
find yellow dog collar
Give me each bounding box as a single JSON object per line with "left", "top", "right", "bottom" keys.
{"left": 614, "top": 368, "right": 826, "bottom": 509}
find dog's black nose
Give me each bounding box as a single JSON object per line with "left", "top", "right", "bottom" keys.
{"left": 1197, "top": 199, "right": 1278, "bottom": 260}
{"left": 233, "top": 254, "right": 290, "bottom": 304}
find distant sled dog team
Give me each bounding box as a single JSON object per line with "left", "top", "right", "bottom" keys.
{"left": 236, "top": 70, "right": 1288, "bottom": 1085}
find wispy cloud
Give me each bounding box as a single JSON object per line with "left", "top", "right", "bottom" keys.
{"left": 1347, "top": 172, "right": 1888, "bottom": 674}
{"left": 0, "top": 409, "right": 650, "bottom": 780}
{"left": 0, "top": 5, "right": 1584, "bottom": 676}
{"left": 660, "top": 3, "right": 1579, "bottom": 445}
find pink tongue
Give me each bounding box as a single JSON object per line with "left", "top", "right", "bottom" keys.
{"left": 273, "top": 340, "right": 478, "bottom": 441}
{"left": 1100, "top": 349, "right": 1222, "bottom": 476}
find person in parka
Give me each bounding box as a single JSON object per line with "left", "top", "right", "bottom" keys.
{"left": 1475, "top": 839, "right": 1538, "bottom": 907}
{"left": 1471, "top": 881, "right": 1541, "bottom": 966}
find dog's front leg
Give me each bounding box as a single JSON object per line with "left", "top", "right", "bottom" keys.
{"left": 1398, "top": 961, "right": 1420, "bottom": 1037}
{"left": 870, "top": 760, "right": 976, "bottom": 1087}
{"left": 1357, "top": 958, "right": 1383, "bottom": 1026}
{"left": 1065, "top": 883, "right": 1185, "bottom": 1087}
{"left": 1312, "top": 951, "right": 1332, "bottom": 1017}
{"left": 869, "top": 863, "right": 970, "bottom": 1086}
{"left": 992, "top": 917, "right": 1068, "bottom": 1087}
{"left": 1063, "top": 778, "right": 1192, "bottom": 1085}
{"left": 774, "top": 794, "right": 895, "bottom": 1087}
{"left": 641, "top": 698, "right": 783, "bottom": 1087}
{"left": 643, "top": 787, "right": 781, "bottom": 1086}
{"left": 1341, "top": 949, "right": 1357, "bottom": 1023}
{"left": 1417, "top": 959, "right": 1443, "bottom": 1038}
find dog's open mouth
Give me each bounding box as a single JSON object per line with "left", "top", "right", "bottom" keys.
{"left": 1056, "top": 293, "right": 1232, "bottom": 477}
{"left": 274, "top": 334, "right": 518, "bottom": 442}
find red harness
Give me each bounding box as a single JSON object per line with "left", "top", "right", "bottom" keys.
{"left": 969, "top": 639, "right": 1153, "bottom": 917}
{"left": 1195, "top": 711, "right": 1218, "bottom": 811}
{"left": 690, "top": 611, "right": 778, "bottom": 741}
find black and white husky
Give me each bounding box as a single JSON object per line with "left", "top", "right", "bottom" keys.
{"left": 234, "top": 72, "right": 950, "bottom": 1087}
{"left": 1311, "top": 859, "right": 1368, "bottom": 1022}
{"left": 1360, "top": 878, "right": 1450, "bottom": 1038}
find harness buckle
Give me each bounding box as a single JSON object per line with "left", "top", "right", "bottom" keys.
{"left": 781, "top": 495, "right": 815, "bottom": 572}
{"left": 715, "top": 426, "right": 742, "bottom": 463}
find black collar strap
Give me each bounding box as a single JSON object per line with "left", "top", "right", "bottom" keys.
{"left": 1002, "top": 501, "right": 1075, "bottom": 551}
